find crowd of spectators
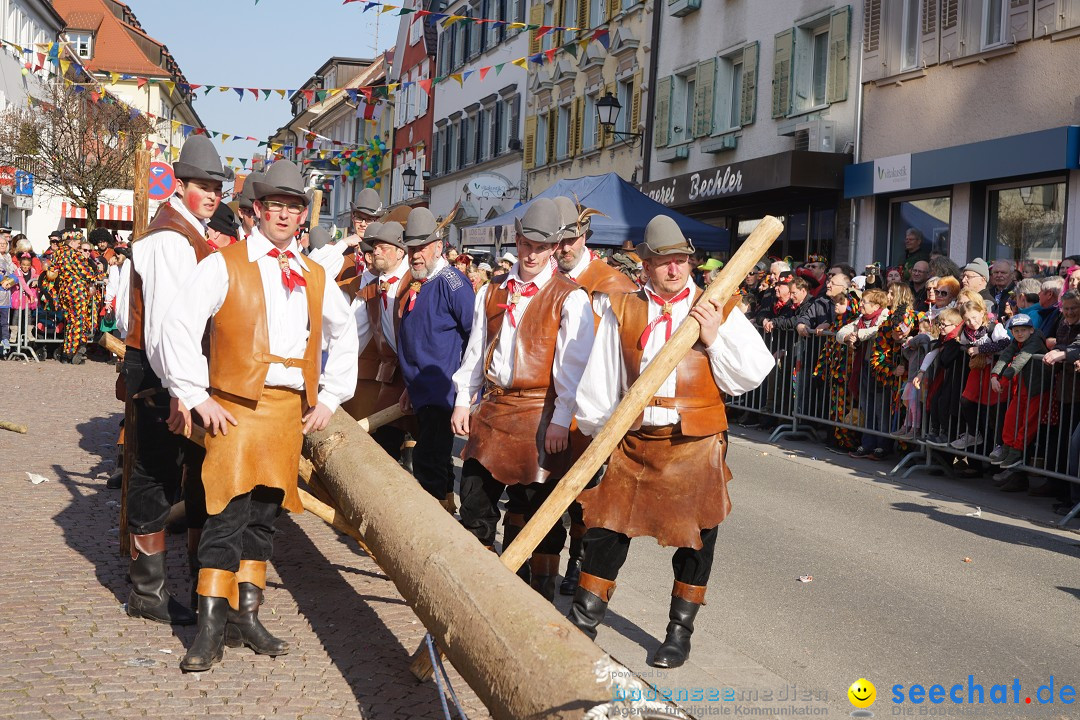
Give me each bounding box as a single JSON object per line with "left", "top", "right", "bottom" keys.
{"left": 725, "top": 228, "right": 1080, "bottom": 516}
{"left": 0, "top": 226, "right": 124, "bottom": 362}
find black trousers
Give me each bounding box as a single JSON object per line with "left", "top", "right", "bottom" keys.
{"left": 123, "top": 348, "right": 206, "bottom": 535}
{"left": 459, "top": 459, "right": 566, "bottom": 555}
{"left": 581, "top": 526, "right": 719, "bottom": 587}
{"left": 413, "top": 405, "right": 455, "bottom": 499}
{"left": 372, "top": 424, "right": 405, "bottom": 461}
{"left": 198, "top": 486, "right": 285, "bottom": 573}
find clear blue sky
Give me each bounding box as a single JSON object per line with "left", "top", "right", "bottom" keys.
{"left": 130, "top": 0, "right": 396, "bottom": 173}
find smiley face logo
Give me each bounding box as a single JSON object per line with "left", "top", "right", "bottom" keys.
{"left": 848, "top": 678, "right": 876, "bottom": 709}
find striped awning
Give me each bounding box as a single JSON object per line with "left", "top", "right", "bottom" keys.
{"left": 61, "top": 201, "right": 134, "bottom": 222}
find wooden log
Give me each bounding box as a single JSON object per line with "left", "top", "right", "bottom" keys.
{"left": 133, "top": 148, "right": 150, "bottom": 238}
{"left": 0, "top": 421, "right": 27, "bottom": 434}
{"left": 297, "top": 488, "right": 378, "bottom": 560}
{"left": 98, "top": 333, "right": 126, "bottom": 357}
{"left": 357, "top": 403, "right": 405, "bottom": 433}
{"left": 309, "top": 189, "right": 323, "bottom": 228}
{"left": 304, "top": 413, "right": 620, "bottom": 720}
{"left": 410, "top": 215, "right": 785, "bottom": 680}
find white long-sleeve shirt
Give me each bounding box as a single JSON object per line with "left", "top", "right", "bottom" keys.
{"left": 157, "top": 228, "right": 359, "bottom": 413}
{"left": 351, "top": 256, "right": 410, "bottom": 351}
{"left": 308, "top": 240, "right": 349, "bottom": 281}
{"left": 115, "top": 261, "right": 131, "bottom": 338}
{"left": 452, "top": 260, "right": 594, "bottom": 428}
{"left": 131, "top": 196, "right": 207, "bottom": 384}
{"left": 575, "top": 277, "right": 774, "bottom": 436}
{"left": 104, "top": 264, "right": 121, "bottom": 306}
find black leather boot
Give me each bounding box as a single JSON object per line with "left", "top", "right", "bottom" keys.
{"left": 187, "top": 529, "right": 201, "bottom": 610}
{"left": 651, "top": 581, "right": 705, "bottom": 669}
{"left": 224, "top": 583, "right": 291, "bottom": 656}
{"left": 180, "top": 595, "right": 229, "bottom": 672}
{"left": 502, "top": 513, "right": 530, "bottom": 583}
{"left": 567, "top": 573, "right": 616, "bottom": 640}
{"left": 559, "top": 524, "right": 586, "bottom": 595}
{"left": 529, "top": 554, "right": 560, "bottom": 603}
{"left": 126, "top": 531, "right": 196, "bottom": 626}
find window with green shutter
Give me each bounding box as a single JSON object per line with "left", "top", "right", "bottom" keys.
{"left": 653, "top": 75, "right": 671, "bottom": 148}
{"left": 693, "top": 58, "right": 716, "bottom": 138}
{"left": 772, "top": 29, "right": 793, "bottom": 118}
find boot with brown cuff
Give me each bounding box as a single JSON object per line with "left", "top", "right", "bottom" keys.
{"left": 651, "top": 581, "right": 706, "bottom": 669}
{"left": 567, "top": 572, "right": 616, "bottom": 640}
{"left": 224, "top": 560, "right": 290, "bottom": 656}
{"left": 528, "top": 553, "right": 561, "bottom": 602}
{"left": 180, "top": 568, "right": 237, "bottom": 672}
{"left": 186, "top": 529, "right": 201, "bottom": 609}
{"left": 126, "top": 530, "right": 196, "bottom": 626}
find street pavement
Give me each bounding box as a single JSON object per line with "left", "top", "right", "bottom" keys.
{"left": 0, "top": 359, "right": 490, "bottom": 720}
{"left": 3, "top": 358, "right": 1079, "bottom": 720}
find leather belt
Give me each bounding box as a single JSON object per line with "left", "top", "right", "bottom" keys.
{"left": 253, "top": 352, "right": 313, "bottom": 370}
{"left": 645, "top": 396, "right": 718, "bottom": 409}
{"left": 484, "top": 385, "right": 549, "bottom": 399}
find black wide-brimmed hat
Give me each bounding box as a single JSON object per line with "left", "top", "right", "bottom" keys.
{"left": 251, "top": 160, "right": 309, "bottom": 205}
{"left": 173, "top": 135, "right": 232, "bottom": 183}
{"left": 208, "top": 203, "right": 239, "bottom": 236}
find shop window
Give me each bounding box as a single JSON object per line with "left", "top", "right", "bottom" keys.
{"left": 987, "top": 181, "right": 1065, "bottom": 274}
{"left": 888, "top": 195, "right": 951, "bottom": 265}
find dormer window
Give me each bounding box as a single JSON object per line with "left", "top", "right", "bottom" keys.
{"left": 67, "top": 32, "right": 93, "bottom": 59}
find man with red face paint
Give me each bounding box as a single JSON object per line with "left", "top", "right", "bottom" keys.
{"left": 121, "top": 135, "right": 233, "bottom": 627}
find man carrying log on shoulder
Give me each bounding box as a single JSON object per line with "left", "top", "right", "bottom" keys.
{"left": 451, "top": 198, "right": 595, "bottom": 602}
{"left": 570, "top": 215, "right": 774, "bottom": 669}
{"left": 551, "top": 196, "right": 637, "bottom": 596}
{"left": 122, "top": 135, "right": 230, "bottom": 627}
{"left": 157, "top": 159, "right": 358, "bottom": 672}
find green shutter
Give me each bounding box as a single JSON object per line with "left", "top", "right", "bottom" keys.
{"left": 693, "top": 59, "right": 716, "bottom": 138}
{"left": 772, "top": 28, "right": 793, "bottom": 118}
{"left": 523, "top": 115, "right": 537, "bottom": 169}
{"left": 826, "top": 6, "right": 851, "bottom": 104}
{"left": 740, "top": 41, "right": 758, "bottom": 127}
{"left": 653, "top": 75, "right": 671, "bottom": 148}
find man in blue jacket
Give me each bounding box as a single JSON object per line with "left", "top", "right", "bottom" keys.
{"left": 396, "top": 208, "right": 474, "bottom": 506}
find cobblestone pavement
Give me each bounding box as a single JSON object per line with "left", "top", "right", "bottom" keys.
{"left": 0, "top": 357, "right": 491, "bottom": 720}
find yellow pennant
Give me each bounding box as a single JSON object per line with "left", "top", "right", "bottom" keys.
{"left": 109, "top": 71, "right": 120, "bottom": 85}
{"left": 276, "top": 89, "right": 286, "bottom": 98}
{"left": 163, "top": 80, "right": 175, "bottom": 95}
{"left": 511, "top": 57, "right": 528, "bottom": 69}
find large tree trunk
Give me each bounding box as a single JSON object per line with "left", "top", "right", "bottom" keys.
{"left": 303, "top": 414, "right": 619, "bottom": 720}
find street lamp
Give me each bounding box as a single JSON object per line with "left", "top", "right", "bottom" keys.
{"left": 402, "top": 166, "right": 417, "bottom": 192}
{"left": 595, "top": 92, "right": 642, "bottom": 147}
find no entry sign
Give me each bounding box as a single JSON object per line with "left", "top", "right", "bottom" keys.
{"left": 148, "top": 162, "right": 176, "bottom": 201}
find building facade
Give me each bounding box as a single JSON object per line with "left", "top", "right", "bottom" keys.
{"left": 524, "top": 0, "right": 650, "bottom": 197}
{"left": 845, "top": 0, "right": 1080, "bottom": 270}
{"left": 428, "top": 0, "right": 528, "bottom": 248}
{"left": 389, "top": 0, "right": 438, "bottom": 211}
{"left": 0, "top": 0, "right": 66, "bottom": 233}
{"left": 640, "top": 0, "right": 859, "bottom": 262}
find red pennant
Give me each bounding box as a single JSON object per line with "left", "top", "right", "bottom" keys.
{"left": 137, "top": 77, "right": 147, "bottom": 89}
{"left": 479, "top": 66, "right": 491, "bottom": 80}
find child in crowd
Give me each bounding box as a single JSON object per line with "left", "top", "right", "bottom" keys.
{"left": 940, "top": 299, "right": 1011, "bottom": 453}
{"left": 989, "top": 314, "right": 1050, "bottom": 470}
{"left": 837, "top": 289, "right": 891, "bottom": 459}
{"left": 915, "top": 307, "right": 966, "bottom": 445}
{"left": 896, "top": 313, "right": 931, "bottom": 439}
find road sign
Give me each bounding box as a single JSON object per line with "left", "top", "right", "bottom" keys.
{"left": 13, "top": 170, "right": 33, "bottom": 196}
{"left": 147, "top": 161, "right": 176, "bottom": 201}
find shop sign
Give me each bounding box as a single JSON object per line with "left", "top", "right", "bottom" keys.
{"left": 466, "top": 173, "right": 514, "bottom": 199}
{"left": 0, "top": 166, "right": 14, "bottom": 187}
{"left": 13, "top": 194, "right": 32, "bottom": 210}
{"left": 872, "top": 153, "right": 912, "bottom": 193}
{"left": 645, "top": 165, "right": 745, "bottom": 207}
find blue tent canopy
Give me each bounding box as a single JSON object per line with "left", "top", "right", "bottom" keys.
{"left": 470, "top": 173, "right": 729, "bottom": 251}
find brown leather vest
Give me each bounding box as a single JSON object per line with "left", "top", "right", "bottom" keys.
{"left": 126, "top": 202, "right": 214, "bottom": 351}
{"left": 482, "top": 272, "right": 580, "bottom": 391}
{"left": 209, "top": 241, "right": 325, "bottom": 408}
{"left": 342, "top": 273, "right": 381, "bottom": 381}
{"left": 574, "top": 258, "right": 638, "bottom": 298}
{"left": 355, "top": 272, "right": 412, "bottom": 384}
{"left": 609, "top": 288, "right": 740, "bottom": 437}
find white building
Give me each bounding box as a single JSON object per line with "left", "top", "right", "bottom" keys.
{"left": 846, "top": 0, "right": 1080, "bottom": 270}
{"left": 640, "top": 0, "right": 860, "bottom": 262}
{"left": 0, "top": 0, "right": 66, "bottom": 233}
{"left": 428, "top": 0, "right": 528, "bottom": 249}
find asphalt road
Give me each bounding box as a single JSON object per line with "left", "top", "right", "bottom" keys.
{"left": 550, "top": 428, "right": 1080, "bottom": 720}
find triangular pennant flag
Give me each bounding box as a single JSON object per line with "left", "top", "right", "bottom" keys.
{"left": 380, "top": 3, "right": 397, "bottom": 13}
{"left": 450, "top": 73, "right": 463, "bottom": 86}
{"left": 109, "top": 71, "right": 120, "bottom": 85}
{"left": 443, "top": 15, "right": 465, "bottom": 27}
{"left": 593, "top": 28, "right": 610, "bottom": 49}
{"left": 418, "top": 78, "right": 433, "bottom": 96}
{"left": 225, "top": 156, "right": 234, "bottom": 164}
{"left": 303, "top": 89, "right": 315, "bottom": 103}
{"left": 528, "top": 53, "right": 544, "bottom": 65}
{"left": 137, "top": 77, "right": 147, "bottom": 89}
{"left": 188, "top": 84, "right": 201, "bottom": 91}
{"left": 563, "top": 41, "right": 579, "bottom": 58}
{"left": 59, "top": 59, "right": 70, "bottom": 75}
{"left": 240, "top": 158, "right": 248, "bottom": 168}
{"left": 479, "top": 66, "right": 492, "bottom": 80}
{"left": 276, "top": 89, "right": 286, "bottom": 98}
{"left": 397, "top": 6, "right": 415, "bottom": 14}
{"left": 316, "top": 89, "right": 328, "bottom": 102}
{"left": 462, "top": 70, "right": 475, "bottom": 82}
{"left": 511, "top": 58, "right": 528, "bottom": 69}
{"left": 248, "top": 88, "right": 259, "bottom": 98}
{"left": 221, "top": 133, "right": 231, "bottom": 141}
{"left": 234, "top": 87, "right": 245, "bottom": 100}
{"left": 508, "top": 22, "right": 526, "bottom": 29}
{"left": 170, "top": 146, "right": 180, "bottom": 161}
{"left": 145, "top": 140, "right": 153, "bottom": 150}
{"left": 163, "top": 80, "right": 175, "bottom": 95}
{"left": 543, "top": 48, "right": 557, "bottom": 63}
{"left": 495, "top": 63, "right": 506, "bottom": 74}
{"left": 536, "top": 26, "right": 554, "bottom": 38}
{"left": 204, "top": 85, "right": 215, "bottom": 94}
{"left": 262, "top": 89, "right": 272, "bottom": 100}
{"left": 346, "top": 89, "right": 359, "bottom": 102}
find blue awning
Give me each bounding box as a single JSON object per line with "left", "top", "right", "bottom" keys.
{"left": 845, "top": 126, "right": 1080, "bottom": 198}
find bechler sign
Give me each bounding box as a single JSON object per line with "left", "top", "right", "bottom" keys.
{"left": 646, "top": 166, "right": 744, "bottom": 206}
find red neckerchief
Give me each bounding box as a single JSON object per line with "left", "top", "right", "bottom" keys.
{"left": 406, "top": 278, "right": 425, "bottom": 312}
{"left": 640, "top": 287, "right": 692, "bottom": 348}
{"left": 773, "top": 297, "right": 789, "bottom": 314}
{"left": 267, "top": 248, "right": 306, "bottom": 292}
{"left": 497, "top": 278, "right": 539, "bottom": 328}
{"left": 379, "top": 275, "right": 399, "bottom": 309}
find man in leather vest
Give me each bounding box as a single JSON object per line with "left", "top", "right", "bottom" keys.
{"left": 551, "top": 196, "right": 638, "bottom": 595}
{"left": 336, "top": 188, "right": 384, "bottom": 285}
{"left": 122, "top": 135, "right": 231, "bottom": 627}
{"left": 157, "top": 160, "right": 358, "bottom": 672}
{"left": 345, "top": 221, "right": 414, "bottom": 460}
{"left": 339, "top": 221, "right": 386, "bottom": 422}
{"left": 235, "top": 171, "right": 262, "bottom": 241}
{"left": 570, "top": 215, "right": 774, "bottom": 669}
{"left": 450, "top": 198, "right": 595, "bottom": 602}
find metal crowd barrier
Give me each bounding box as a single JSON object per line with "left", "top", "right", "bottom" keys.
{"left": 732, "top": 325, "right": 1080, "bottom": 528}
{"left": 9, "top": 303, "right": 66, "bottom": 362}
